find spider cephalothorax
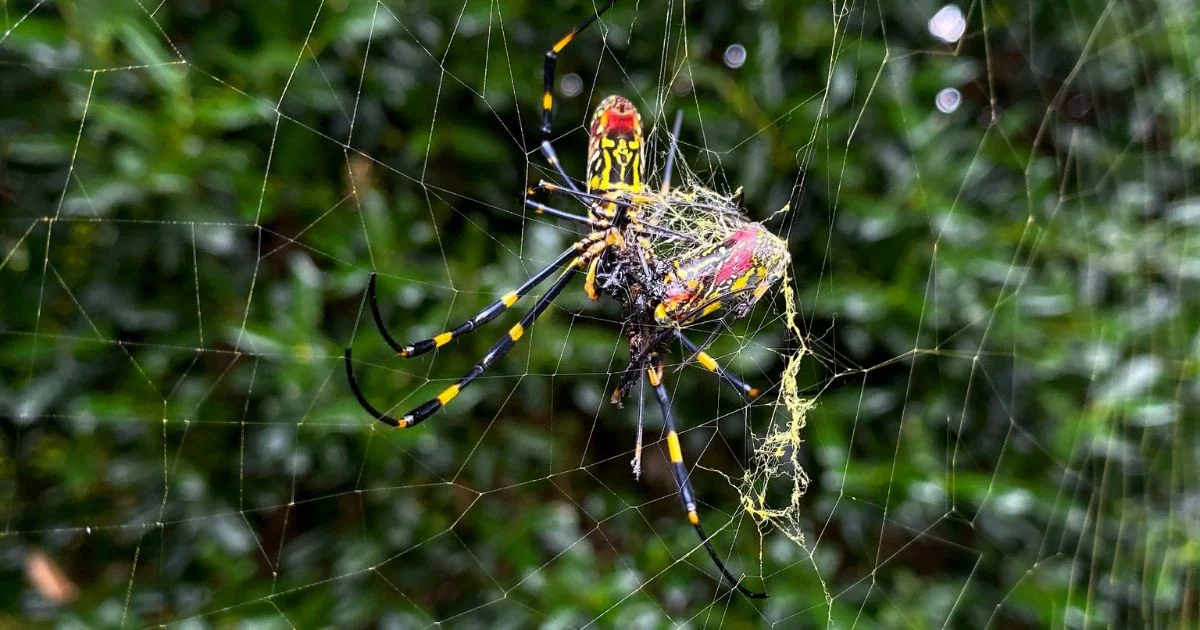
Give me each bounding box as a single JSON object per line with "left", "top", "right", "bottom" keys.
{"left": 345, "top": 0, "right": 784, "bottom": 600}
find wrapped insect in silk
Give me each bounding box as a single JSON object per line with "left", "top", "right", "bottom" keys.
{"left": 655, "top": 224, "right": 790, "bottom": 325}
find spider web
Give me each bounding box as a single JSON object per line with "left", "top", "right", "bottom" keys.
{"left": 2, "top": 0, "right": 1197, "bottom": 627}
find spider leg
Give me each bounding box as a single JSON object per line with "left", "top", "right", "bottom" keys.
{"left": 632, "top": 371, "right": 646, "bottom": 479}
{"left": 539, "top": 140, "right": 584, "bottom": 195}
{"left": 646, "top": 357, "right": 768, "bottom": 599}
{"left": 609, "top": 328, "right": 674, "bottom": 405}
{"left": 541, "top": 0, "right": 617, "bottom": 139}
{"left": 539, "top": 180, "right": 742, "bottom": 219}
{"left": 660, "top": 110, "right": 685, "bottom": 194}
{"left": 676, "top": 331, "right": 761, "bottom": 399}
{"left": 523, "top": 199, "right": 593, "bottom": 227}
{"left": 366, "top": 244, "right": 581, "bottom": 358}
{"left": 584, "top": 256, "right": 603, "bottom": 300}
{"left": 536, "top": 181, "right": 639, "bottom": 206}
{"left": 533, "top": 181, "right": 698, "bottom": 243}
{"left": 346, "top": 259, "right": 584, "bottom": 428}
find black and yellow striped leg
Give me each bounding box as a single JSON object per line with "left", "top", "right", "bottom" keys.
{"left": 676, "top": 332, "right": 761, "bottom": 399}
{"left": 609, "top": 328, "right": 676, "bottom": 405}
{"left": 366, "top": 245, "right": 579, "bottom": 358}
{"left": 647, "top": 358, "right": 769, "bottom": 599}
{"left": 541, "top": 0, "right": 617, "bottom": 138}
{"left": 346, "top": 261, "right": 582, "bottom": 429}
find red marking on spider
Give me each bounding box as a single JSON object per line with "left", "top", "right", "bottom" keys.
{"left": 713, "top": 226, "right": 759, "bottom": 284}
{"left": 663, "top": 286, "right": 694, "bottom": 308}
{"left": 601, "top": 110, "right": 638, "bottom": 134}
{"left": 592, "top": 97, "right": 639, "bottom": 135}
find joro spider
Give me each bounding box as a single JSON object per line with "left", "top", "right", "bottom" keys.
{"left": 344, "top": 0, "right": 788, "bottom": 599}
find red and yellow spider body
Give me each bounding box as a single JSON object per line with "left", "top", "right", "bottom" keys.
{"left": 654, "top": 224, "right": 789, "bottom": 325}
{"left": 581, "top": 94, "right": 645, "bottom": 299}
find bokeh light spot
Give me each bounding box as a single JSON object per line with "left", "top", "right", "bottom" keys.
{"left": 724, "top": 43, "right": 747, "bottom": 69}
{"left": 928, "top": 5, "right": 966, "bottom": 43}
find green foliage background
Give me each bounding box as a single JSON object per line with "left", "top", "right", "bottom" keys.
{"left": 2, "top": 0, "right": 1197, "bottom": 627}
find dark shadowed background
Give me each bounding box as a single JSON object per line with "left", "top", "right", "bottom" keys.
{"left": 1, "top": 0, "right": 1197, "bottom": 627}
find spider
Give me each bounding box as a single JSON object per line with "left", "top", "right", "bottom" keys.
{"left": 344, "top": 0, "right": 788, "bottom": 599}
